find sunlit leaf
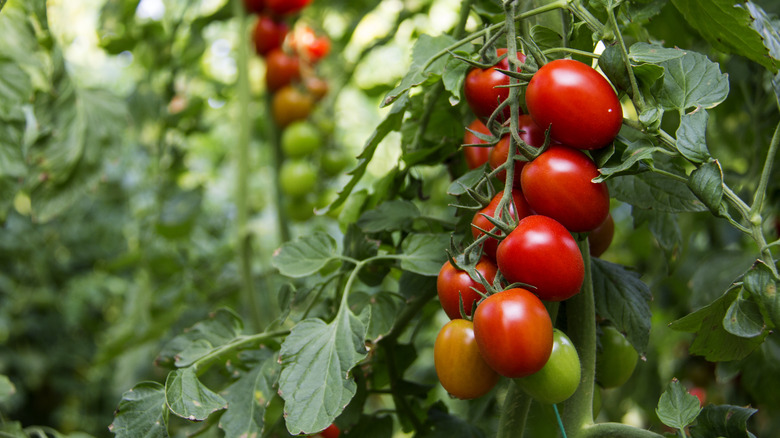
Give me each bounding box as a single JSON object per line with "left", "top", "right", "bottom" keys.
{"left": 654, "top": 50, "right": 729, "bottom": 112}
{"left": 656, "top": 379, "right": 702, "bottom": 430}
{"left": 273, "top": 232, "right": 339, "bottom": 278}
{"left": 382, "top": 34, "right": 456, "bottom": 107}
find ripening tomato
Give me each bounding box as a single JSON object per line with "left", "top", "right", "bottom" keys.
{"left": 303, "top": 75, "right": 329, "bottom": 101}
{"left": 488, "top": 115, "right": 548, "bottom": 187}
{"left": 473, "top": 288, "right": 553, "bottom": 378}
{"left": 589, "top": 214, "right": 614, "bottom": 257}
{"left": 290, "top": 26, "right": 330, "bottom": 62}
{"left": 464, "top": 49, "right": 526, "bottom": 122}
{"left": 471, "top": 191, "right": 533, "bottom": 261}
{"left": 265, "top": 49, "right": 300, "bottom": 92}
{"left": 525, "top": 59, "right": 622, "bottom": 149}
{"left": 272, "top": 86, "right": 313, "bottom": 127}
{"left": 266, "top": 0, "right": 312, "bottom": 15}
{"left": 434, "top": 319, "right": 500, "bottom": 399}
{"left": 496, "top": 215, "right": 584, "bottom": 301}
{"left": 437, "top": 257, "right": 497, "bottom": 319}
{"left": 253, "top": 15, "right": 288, "bottom": 57}
{"left": 316, "top": 424, "right": 340, "bottom": 438}
{"left": 279, "top": 159, "right": 317, "bottom": 197}
{"left": 596, "top": 325, "right": 638, "bottom": 388}
{"left": 515, "top": 329, "right": 581, "bottom": 404}
{"left": 243, "top": 0, "right": 265, "bottom": 14}
{"left": 462, "top": 119, "right": 492, "bottom": 169}
{"left": 520, "top": 145, "right": 610, "bottom": 232}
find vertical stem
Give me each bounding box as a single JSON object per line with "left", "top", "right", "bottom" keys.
{"left": 606, "top": 5, "right": 643, "bottom": 111}
{"left": 497, "top": 383, "right": 532, "bottom": 438}
{"left": 265, "top": 95, "right": 291, "bottom": 243}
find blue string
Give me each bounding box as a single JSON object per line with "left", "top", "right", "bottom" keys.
{"left": 553, "top": 404, "right": 568, "bottom": 438}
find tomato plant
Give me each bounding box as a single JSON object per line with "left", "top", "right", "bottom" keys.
{"left": 589, "top": 213, "right": 614, "bottom": 257}
{"left": 596, "top": 325, "right": 638, "bottom": 389}
{"left": 279, "top": 159, "right": 317, "bottom": 197}
{"left": 290, "top": 25, "right": 331, "bottom": 63}
{"left": 516, "top": 329, "right": 581, "bottom": 404}
{"left": 282, "top": 120, "right": 321, "bottom": 158}
{"left": 464, "top": 49, "right": 526, "bottom": 122}
{"left": 525, "top": 59, "right": 623, "bottom": 150}
{"left": 243, "top": 0, "right": 265, "bottom": 14}
{"left": 265, "top": 49, "right": 301, "bottom": 92}
{"left": 436, "top": 257, "right": 497, "bottom": 319}
{"left": 434, "top": 319, "right": 500, "bottom": 399}
{"left": 272, "top": 85, "right": 313, "bottom": 127}
{"left": 462, "top": 118, "right": 492, "bottom": 169}
{"left": 266, "top": 0, "right": 312, "bottom": 16}
{"left": 471, "top": 190, "right": 532, "bottom": 261}
{"left": 488, "top": 114, "right": 548, "bottom": 187}
{"left": 252, "top": 15, "right": 288, "bottom": 57}
{"left": 303, "top": 75, "right": 329, "bottom": 100}
{"left": 496, "top": 215, "right": 584, "bottom": 302}
{"left": 473, "top": 288, "right": 553, "bottom": 378}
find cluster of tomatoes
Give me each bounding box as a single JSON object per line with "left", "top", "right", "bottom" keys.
{"left": 434, "top": 51, "right": 637, "bottom": 403}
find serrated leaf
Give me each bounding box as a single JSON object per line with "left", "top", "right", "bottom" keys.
{"left": 218, "top": 352, "right": 279, "bottom": 438}
{"left": 109, "top": 382, "right": 169, "bottom": 438}
{"left": 399, "top": 233, "right": 450, "bottom": 276}
{"left": 669, "top": 289, "right": 768, "bottom": 361}
{"left": 723, "top": 290, "right": 765, "bottom": 338}
{"left": 278, "top": 310, "right": 367, "bottom": 435}
{"left": 273, "top": 232, "right": 339, "bottom": 278}
{"left": 156, "top": 308, "right": 244, "bottom": 368}
{"left": 610, "top": 172, "right": 708, "bottom": 212}
{"left": 530, "top": 25, "right": 564, "bottom": 56}
{"left": 743, "top": 261, "right": 779, "bottom": 328}
{"left": 672, "top": 0, "right": 778, "bottom": 73}
{"left": 591, "top": 259, "right": 652, "bottom": 354}
{"left": 656, "top": 380, "right": 702, "bottom": 430}
{"left": 676, "top": 109, "right": 711, "bottom": 163}
{"left": 350, "top": 291, "right": 404, "bottom": 341}
{"left": 629, "top": 42, "right": 687, "bottom": 64}
{"left": 594, "top": 137, "right": 662, "bottom": 182}
{"left": 744, "top": 2, "right": 780, "bottom": 62}
{"left": 689, "top": 404, "right": 758, "bottom": 438}
{"left": 688, "top": 160, "right": 724, "bottom": 214}
{"left": 165, "top": 368, "right": 227, "bottom": 421}
{"left": 654, "top": 50, "right": 729, "bottom": 112}
{"left": 357, "top": 200, "right": 421, "bottom": 233}
{"left": 0, "top": 375, "right": 15, "bottom": 404}
{"left": 382, "top": 34, "right": 456, "bottom": 107}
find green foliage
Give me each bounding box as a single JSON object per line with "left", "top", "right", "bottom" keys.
{"left": 656, "top": 379, "right": 702, "bottom": 431}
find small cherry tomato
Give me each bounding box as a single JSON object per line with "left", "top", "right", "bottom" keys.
{"left": 471, "top": 191, "right": 533, "bottom": 261}
{"left": 488, "top": 115, "right": 548, "bottom": 187}
{"left": 525, "top": 59, "right": 622, "bottom": 149}
{"left": 437, "top": 257, "right": 498, "bottom": 319}
{"left": 266, "top": 0, "right": 312, "bottom": 15}
{"left": 290, "top": 25, "right": 331, "bottom": 63}
{"left": 252, "top": 15, "right": 288, "bottom": 57}
{"left": 596, "top": 325, "right": 638, "bottom": 388}
{"left": 462, "top": 119, "right": 492, "bottom": 170}
{"left": 265, "top": 49, "right": 300, "bottom": 92}
{"left": 272, "top": 86, "right": 313, "bottom": 127}
{"left": 516, "top": 329, "right": 581, "bottom": 404}
{"left": 464, "top": 49, "right": 526, "bottom": 123}
{"left": 520, "top": 145, "right": 610, "bottom": 232}
{"left": 434, "top": 319, "right": 500, "bottom": 399}
{"left": 282, "top": 120, "right": 321, "bottom": 158}
{"left": 473, "top": 288, "right": 553, "bottom": 378}
{"left": 316, "top": 424, "right": 340, "bottom": 438}
{"left": 496, "top": 215, "right": 584, "bottom": 302}
{"left": 303, "top": 75, "right": 329, "bottom": 101}
{"left": 279, "top": 159, "right": 317, "bottom": 197}
{"left": 589, "top": 214, "right": 614, "bottom": 257}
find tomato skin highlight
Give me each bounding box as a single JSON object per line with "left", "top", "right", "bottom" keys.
{"left": 473, "top": 288, "right": 553, "bottom": 378}
{"left": 596, "top": 325, "right": 638, "bottom": 388}
{"left": 252, "top": 15, "right": 288, "bottom": 57}
{"left": 464, "top": 49, "right": 526, "bottom": 123}
{"left": 526, "top": 59, "right": 622, "bottom": 149}
{"left": 462, "top": 119, "right": 492, "bottom": 169}
{"left": 471, "top": 191, "right": 533, "bottom": 261}
{"left": 515, "top": 329, "right": 581, "bottom": 404}
{"left": 521, "top": 145, "right": 610, "bottom": 232}
{"left": 437, "top": 257, "right": 497, "bottom": 319}
{"left": 434, "top": 319, "right": 500, "bottom": 399}
{"left": 265, "top": 49, "right": 300, "bottom": 92}
{"left": 589, "top": 214, "right": 614, "bottom": 257}
{"left": 496, "top": 215, "right": 584, "bottom": 302}
{"left": 488, "top": 115, "right": 548, "bottom": 187}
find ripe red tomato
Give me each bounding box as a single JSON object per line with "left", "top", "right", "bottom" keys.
{"left": 472, "top": 288, "right": 553, "bottom": 378}
{"left": 471, "top": 191, "right": 533, "bottom": 261}
{"left": 272, "top": 86, "right": 313, "bottom": 127}
{"left": 496, "top": 215, "right": 584, "bottom": 301}
{"left": 265, "top": 49, "right": 300, "bottom": 92}
{"left": 589, "top": 213, "right": 614, "bottom": 257}
{"left": 243, "top": 0, "right": 265, "bottom": 14}
{"left": 266, "top": 0, "right": 312, "bottom": 15}
{"left": 316, "top": 424, "right": 340, "bottom": 438}
{"left": 515, "top": 329, "right": 581, "bottom": 404}
{"left": 462, "top": 119, "right": 492, "bottom": 169}
{"left": 689, "top": 387, "right": 707, "bottom": 406}
{"left": 488, "top": 115, "right": 547, "bottom": 187}
{"left": 520, "top": 145, "right": 610, "bottom": 232}
{"left": 437, "top": 257, "right": 497, "bottom": 319}
{"left": 464, "top": 49, "right": 526, "bottom": 123}
{"left": 596, "top": 325, "right": 638, "bottom": 388}
{"left": 434, "top": 319, "right": 500, "bottom": 399}
{"left": 525, "top": 59, "right": 622, "bottom": 149}
{"left": 252, "top": 15, "right": 288, "bottom": 57}
{"left": 290, "top": 26, "right": 330, "bottom": 63}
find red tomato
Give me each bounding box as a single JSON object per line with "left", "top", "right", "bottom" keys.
{"left": 266, "top": 0, "right": 312, "bottom": 15}
{"left": 265, "top": 49, "right": 300, "bottom": 92}
{"left": 462, "top": 119, "right": 492, "bottom": 169}
{"left": 243, "top": 0, "right": 265, "bottom": 14}
{"left": 434, "top": 319, "right": 500, "bottom": 399}
{"left": 525, "top": 59, "right": 622, "bottom": 149}
{"left": 316, "top": 424, "right": 340, "bottom": 438}
{"left": 520, "top": 145, "right": 610, "bottom": 232}
{"left": 437, "top": 257, "right": 497, "bottom": 319}
{"left": 589, "top": 214, "right": 614, "bottom": 257}
{"left": 473, "top": 288, "right": 553, "bottom": 378}
{"left": 272, "top": 86, "right": 313, "bottom": 127}
{"left": 496, "top": 215, "right": 584, "bottom": 302}
{"left": 488, "top": 115, "right": 548, "bottom": 187}
{"left": 252, "top": 15, "right": 288, "bottom": 57}
{"left": 689, "top": 387, "right": 707, "bottom": 406}
{"left": 464, "top": 49, "right": 526, "bottom": 123}
{"left": 471, "top": 191, "right": 533, "bottom": 261}
{"left": 290, "top": 26, "right": 331, "bottom": 62}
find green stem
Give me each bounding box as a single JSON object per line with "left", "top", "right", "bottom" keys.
{"left": 543, "top": 47, "right": 600, "bottom": 58}
{"left": 567, "top": 0, "right": 608, "bottom": 36}
{"left": 751, "top": 120, "right": 780, "bottom": 217}
{"left": 496, "top": 383, "right": 532, "bottom": 438}
{"left": 579, "top": 422, "right": 664, "bottom": 438}
{"left": 191, "top": 329, "right": 290, "bottom": 374}
{"left": 498, "top": 0, "right": 522, "bottom": 218}
{"left": 649, "top": 167, "right": 688, "bottom": 184}
{"left": 264, "top": 97, "right": 291, "bottom": 243}
{"left": 606, "top": 5, "right": 643, "bottom": 111}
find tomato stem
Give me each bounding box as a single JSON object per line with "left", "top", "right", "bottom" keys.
{"left": 606, "top": 5, "right": 644, "bottom": 112}
{"left": 496, "top": 382, "right": 532, "bottom": 438}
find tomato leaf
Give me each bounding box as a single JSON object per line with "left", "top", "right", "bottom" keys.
{"left": 676, "top": 109, "right": 711, "bottom": 163}
{"left": 0, "top": 375, "right": 14, "bottom": 404}
{"left": 218, "top": 352, "right": 279, "bottom": 438}
{"left": 343, "top": 415, "right": 395, "bottom": 438}
{"left": 743, "top": 261, "right": 780, "bottom": 328}
{"left": 273, "top": 231, "right": 339, "bottom": 278}
{"left": 599, "top": 43, "right": 631, "bottom": 92}
{"left": 687, "top": 160, "right": 724, "bottom": 214}
{"left": 382, "top": 34, "right": 456, "bottom": 107}
{"left": 689, "top": 404, "right": 758, "bottom": 438}
{"left": 399, "top": 233, "right": 450, "bottom": 276}
{"left": 632, "top": 208, "right": 682, "bottom": 253}
{"left": 155, "top": 308, "right": 244, "bottom": 369}
{"left": 671, "top": 0, "right": 778, "bottom": 73}
{"left": 447, "top": 168, "right": 484, "bottom": 196}
{"left": 594, "top": 137, "right": 663, "bottom": 182}
{"left": 278, "top": 310, "right": 367, "bottom": 435}
{"left": 417, "top": 404, "right": 485, "bottom": 437}
{"left": 723, "top": 290, "right": 765, "bottom": 338}
{"left": 653, "top": 50, "right": 729, "bottom": 112}
{"left": 357, "top": 200, "right": 421, "bottom": 233}
{"left": 109, "top": 382, "right": 169, "bottom": 438}
{"left": 656, "top": 379, "right": 702, "bottom": 430}
{"left": 442, "top": 50, "right": 472, "bottom": 105}
{"left": 609, "top": 172, "right": 708, "bottom": 212}
{"left": 165, "top": 368, "right": 227, "bottom": 421}
{"left": 350, "top": 291, "right": 404, "bottom": 341}
{"left": 629, "top": 42, "right": 687, "bottom": 64}
{"left": 591, "top": 259, "right": 652, "bottom": 354}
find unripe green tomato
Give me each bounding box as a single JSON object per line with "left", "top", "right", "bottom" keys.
{"left": 596, "top": 326, "right": 638, "bottom": 388}
{"left": 282, "top": 121, "right": 321, "bottom": 158}
{"left": 279, "top": 159, "right": 317, "bottom": 198}
{"left": 285, "top": 196, "right": 314, "bottom": 221}
{"left": 515, "top": 329, "right": 581, "bottom": 404}
{"left": 320, "top": 149, "right": 352, "bottom": 177}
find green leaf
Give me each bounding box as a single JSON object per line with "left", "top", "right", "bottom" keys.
{"left": 744, "top": 2, "right": 780, "bottom": 62}
{"left": 610, "top": 172, "right": 708, "bottom": 212}
{"left": 343, "top": 415, "right": 394, "bottom": 438}
{"left": 109, "top": 382, "right": 169, "bottom": 438}
{"left": 689, "top": 404, "right": 758, "bottom": 438}
{"left": 357, "top": 200, "right": 421, "bottom": 233}
{"left": 219, "top": 352, "right": 279, "bottom": 438}
{"left": 399, "top": 233, "right": 450, "bottom": 276}
{"left": 350, "top": 291, "right": 404, "bottom": 341}
{"left": 594, "top": 137, "right": 663, "bottom": 182}
{"left": 654, "top": 50, "right": 730, "bottom": 112}
{"left": 743, "top": 261, "right": 780, "bottom": 328}
{"left": 723, "top": 290, "right": 765, "bottom": 338}
{"left": 688, "top": 160, "right": 724, "bottom": 214}
{"left": 155, "top": 188, "right": 203, "bottom": 240}
{"left": 0, "top": 374, "right": 15, "bottom": 404}
{"left": 591, "top": 259, "right": 653, "bottom": 355}
{"left": 165, "top": 368, "right": 227, "bottom": 421}
{"left": 672, "top": 0, "right": 778, "bottom": 73}
{"left": 676, "top": 109, "right": 711, "bottom": 163}
{"left": 382, "top": 34, "right": 456, "bottom": 107}
{"left": 0, "top": 59, "right": 32, "bottom": 106}
{"left": 273, "top": 232, "right": 339, "bottom": 278}
{"left": 417, "top": 405, "right": 486, "bottom": 438}
{"left": 599, "top": 43, "right": 631, "bottom": 92}
{"left": 530, "top": 25, "right": 564, "bottom": 57}
{"left": 629, "top": 42, "right": 687, "bottom": 64}
{"left": 670, "top": 289, "right": 768, "bottom": 361}
{"left": 447, "top": 168, "right": 483, "bottom": 196}
{"left": 442, "top": 50, "right": 472, "bottom": 105}
{"left": 656, "top": 379, "right": 702, "bottom": 430}
{"left": 156, "top": 308, "right": 244, "bottom": 369}
{"left": 278, "top": 310, "right": 367, "bottom": 435}
{"left": 632, "top": 208, "right": 681, "bottom": 253}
